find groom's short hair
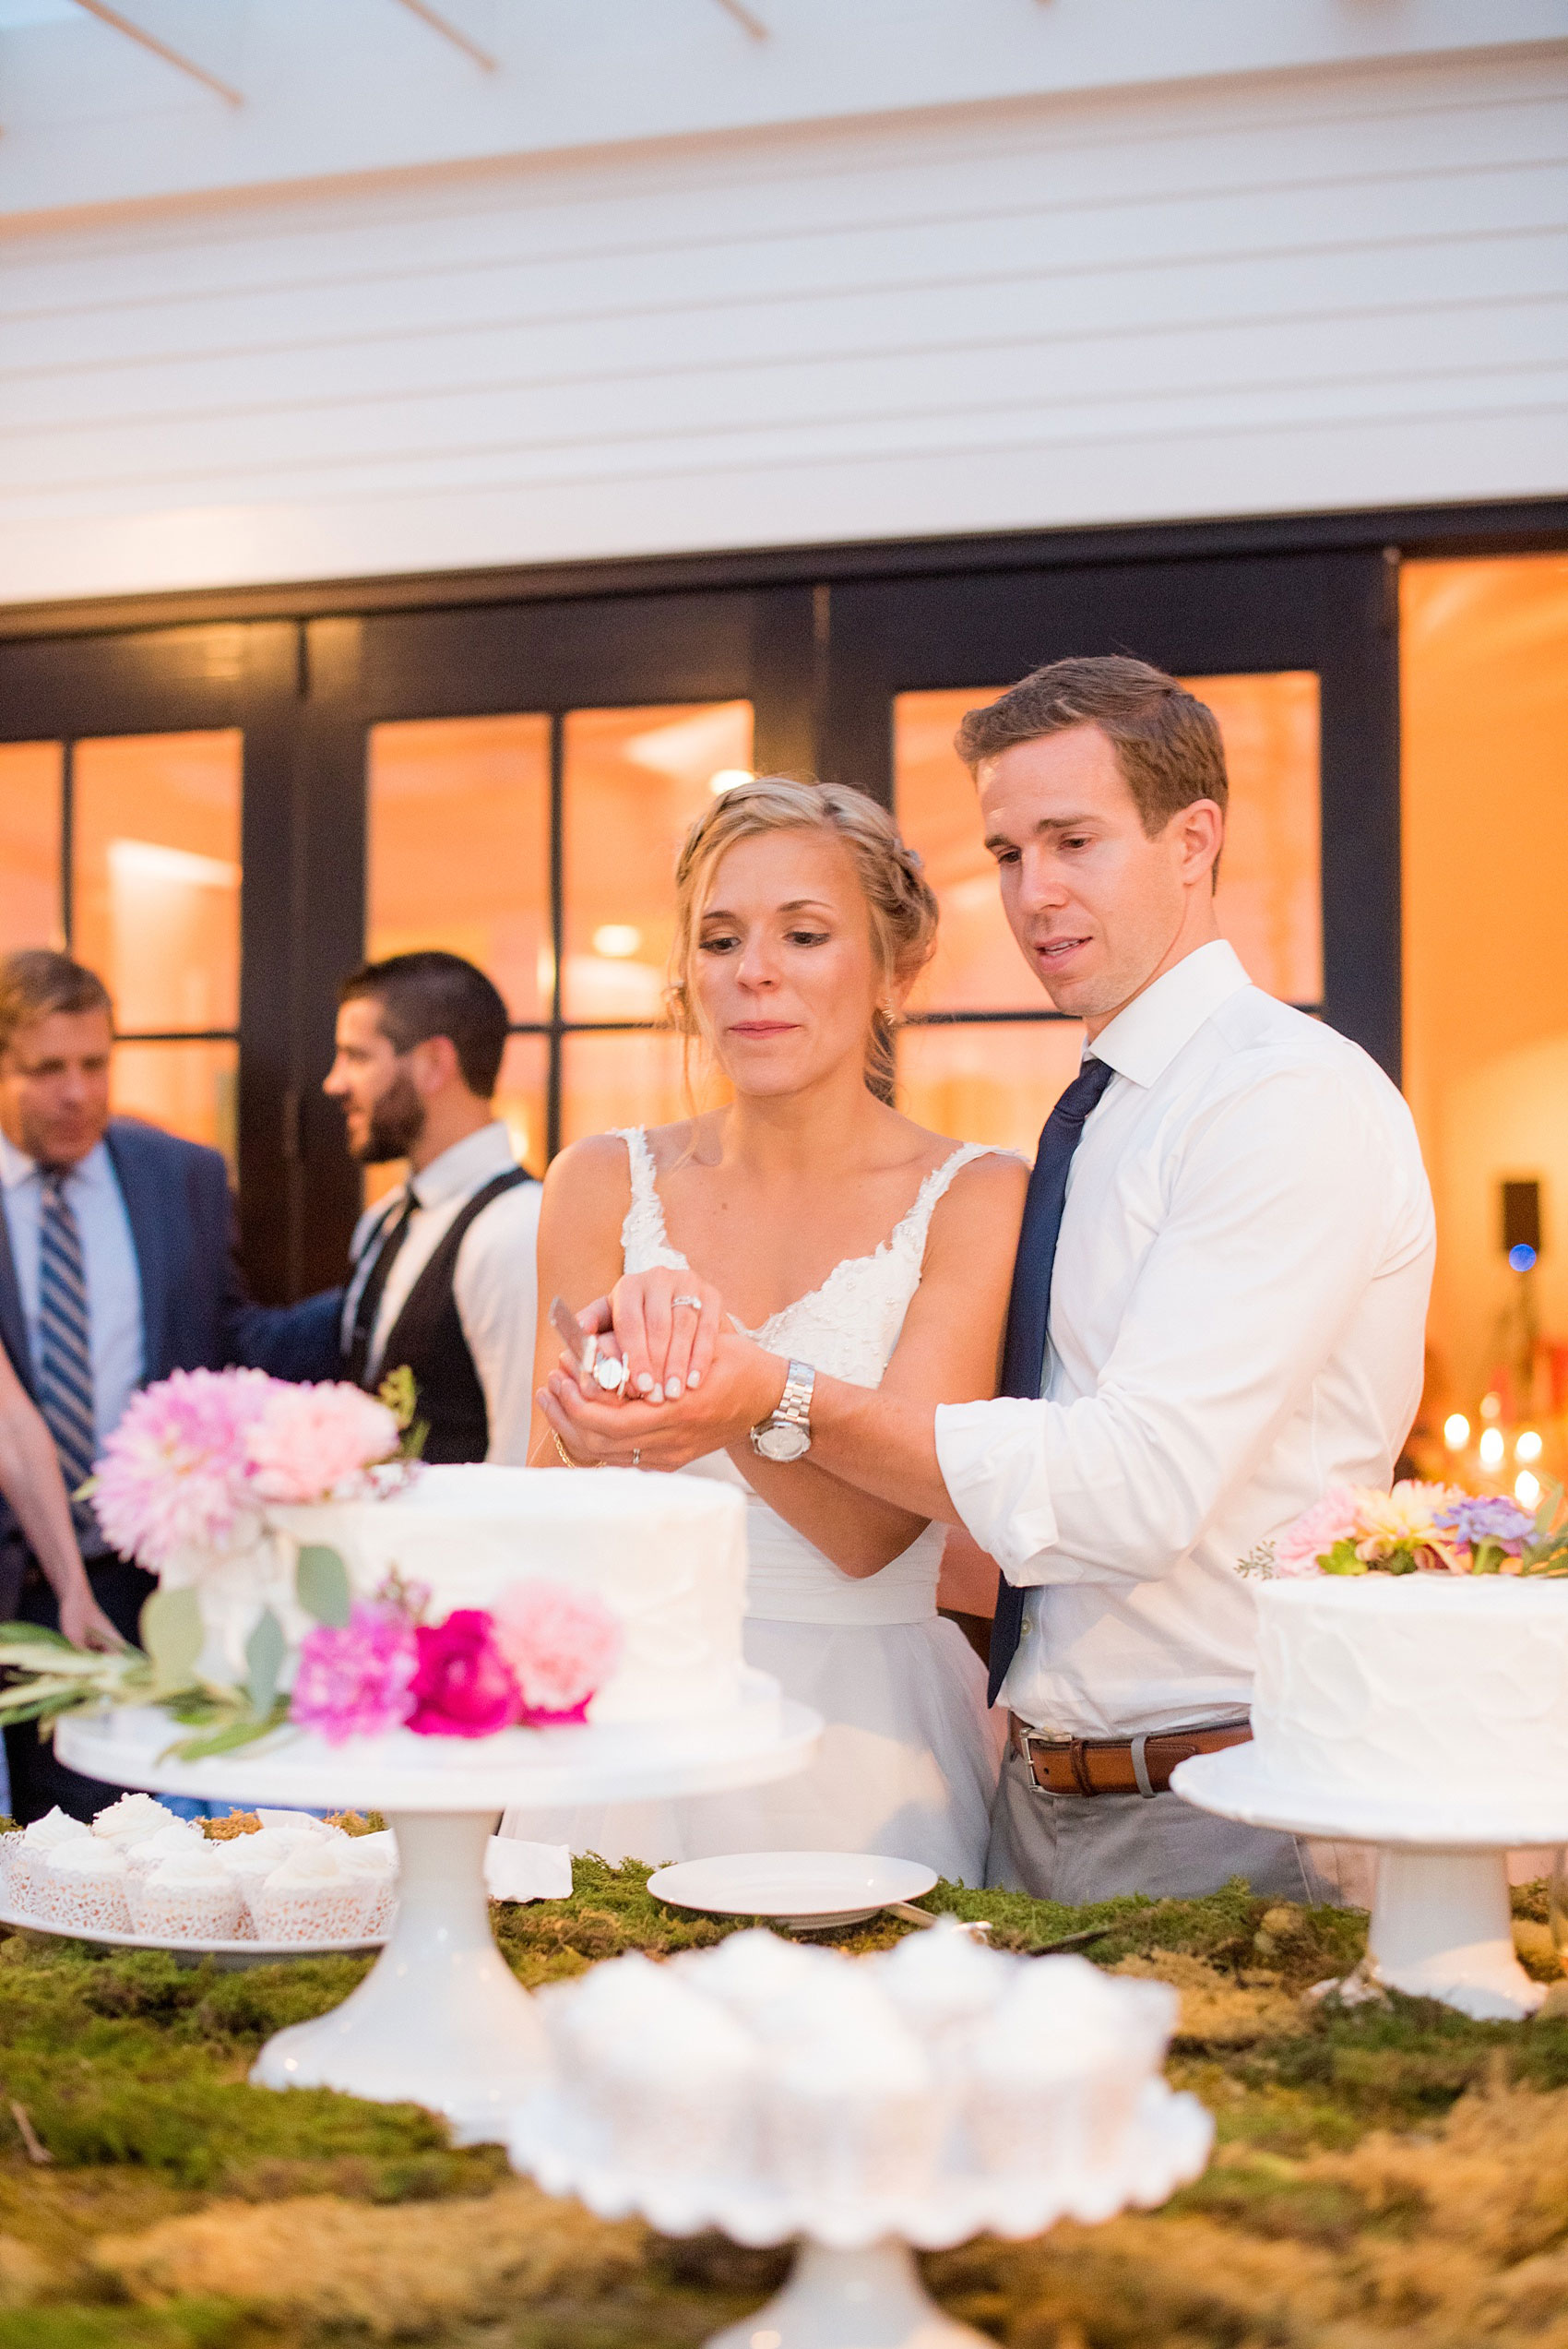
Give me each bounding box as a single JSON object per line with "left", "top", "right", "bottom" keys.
{"left": 955, "top": 657, "right": 1229, "bottom": 838}
{"left": 339, "top": 950, "right": 509, "bottom": 1097}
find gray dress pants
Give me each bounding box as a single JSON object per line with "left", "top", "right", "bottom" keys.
{"left": 985, "top": 1742, "right": 1326, "bottom": 1905}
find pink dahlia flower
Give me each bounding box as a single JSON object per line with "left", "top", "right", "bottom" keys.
{"left": 490, "top": 1580, "right": 624, "bottom": 1725}
{"left": 247, "top": 1382, "right": 401, "bottom": 1504}
{"left": 1273, "top": 1487, "right": 1361, "bottom": 1577}
{"left": 407, "top": 1610, "right": 520, "bottom": 1739}
{"left": 91, "top": 1367, "right": 277, "bottom": 1570}
{"left": 290, "top": 1603, "right": 419, "bottom": 1744}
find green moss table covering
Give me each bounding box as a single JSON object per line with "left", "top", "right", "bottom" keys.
{"left": 0, "top": 1857, "right": 1563, "bottom": 2348}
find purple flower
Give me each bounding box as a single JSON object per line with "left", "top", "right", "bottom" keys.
{"left": 290, "top": 1603, "right": 419, "bottom": 1745}
{"left": 407, "top": 1610, "right": 520, "bottom": 1739}
{"left": 1435, "top": 1496, "right": 1536, "bottom": 1554}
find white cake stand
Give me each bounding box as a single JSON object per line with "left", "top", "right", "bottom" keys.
{"left": 510, "top": 2072, "right": 1211, "bottom": 2348}
{"left": 57, "top": 1684, "right": 819, "bottom": 2142}
{"left": 1173, "top": 1747, "right": 1568, "bottom": 2021}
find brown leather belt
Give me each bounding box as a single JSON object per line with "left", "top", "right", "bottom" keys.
{"left": 1008, "top": 1712, "right": 1252, "bottom": 1798}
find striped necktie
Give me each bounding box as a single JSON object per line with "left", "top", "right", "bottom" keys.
{"left": 36, "top": 1164, "right": 99, "bottom": 1539}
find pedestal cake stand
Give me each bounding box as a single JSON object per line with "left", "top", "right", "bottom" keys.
{"left": 58, "top": 1683, "right": 819, "bottom": 2142}
{"left": 1173, "top": 1747, "right": 1568, "bottom": 2021}
{"left": 510, "top": 2073, "right": 1211, "bottom": 2349}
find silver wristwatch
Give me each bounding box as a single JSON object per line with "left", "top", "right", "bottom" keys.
{"left": 749, "top": 1360, "right": 815, "bottom": 1462}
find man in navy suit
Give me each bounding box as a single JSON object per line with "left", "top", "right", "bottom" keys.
{"left": 0, "top": 949, "right": 341, "bottom": 1819}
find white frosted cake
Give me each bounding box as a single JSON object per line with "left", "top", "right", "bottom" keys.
{"left": 270, "top": 1463, "right": 750, "bottom": 1727}
{"left": 1251, "top": 1574, "right": 1568, "bottom": 1805}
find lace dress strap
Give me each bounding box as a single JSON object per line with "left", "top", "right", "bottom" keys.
{"left": 614, "top": 1127, "right": 691, "bottom": 1274}
{"left": 887, "top": 1140, "right": 1004, "bottom": 1266}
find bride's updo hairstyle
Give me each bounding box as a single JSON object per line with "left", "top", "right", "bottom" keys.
{"left": 668, "top": 777, "right": 938, "bottom": 1096}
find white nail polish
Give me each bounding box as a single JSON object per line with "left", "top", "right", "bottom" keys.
{"left": 649, "top": 1384, "right": 664, "bottom": 1404}
{"left": 636, "top": 1374, "right": 653, "bottom": 1393}
{"left": 667, "top": 1377, "right": 683, "bottom": 1398}
{"left": 687, "top": 1370, "right": 702, "bottom": 1388}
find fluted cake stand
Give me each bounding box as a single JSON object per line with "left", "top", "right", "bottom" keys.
{"left": 58, "top": 1684, "right": 819, "bottom": 2142}
{"left": 1173, "top": 1747, "right": 1568, "bottom": 2021}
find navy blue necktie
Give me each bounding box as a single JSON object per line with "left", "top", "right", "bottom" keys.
{"left": 987, "top": 1055, "right": 1116, "bottom": 1705}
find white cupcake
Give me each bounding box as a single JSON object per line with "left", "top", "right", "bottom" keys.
{"left": 90, "top": 1792, "right": 174, "bottom": 1853}
{"left": 213, "top": 1827, "right": 315, "bottom": 1929}
{"left": 129, "top": 1847, "right": 245, "bottom": 1941}
{"left": 765, "top": 2009, "right": 939, "bottom": 2206}
{"left": 674, "top": 1927, "right": 847, "bottom": 2039}
{"left": 125, "top": 1819, "right": 203, "bottom": 1886}
{"left": 593, "top": 1969, "right": 756, "bottom": 2177}
{"left": 961, "top": 1957, "right": 1174, "bottom": 2186}
{"left": 339, "top": 1833, "right": 398, "bottom": 1935}
{"left": 45, "top": 1839, "right": 133, "bottom": 1934}
{"left": 250, "top": 1842, "right": 376, "bottom": 1943}
{"left": 8, "top": 1807, "right": 91, "bottom": 1915}
{"left": 874, "top": 1919, "right": 1007, "bottom": 2044}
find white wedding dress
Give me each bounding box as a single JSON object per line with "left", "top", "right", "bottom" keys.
{"left": 502, "top": 1128, "right": 1005, "bottom": 1886}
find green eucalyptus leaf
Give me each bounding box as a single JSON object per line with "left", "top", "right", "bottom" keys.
{"left": 165, "top": 1700, "right": 291, "bottom": 1763}
{"left": 295, "top": 1545, "right": 351, "bottom": 1628}
{"left": 138, "top": 1585, "right": 204, "bottom": 1694}
{"left": 244, "top": 1606, "right": 286, "bottom": 1718}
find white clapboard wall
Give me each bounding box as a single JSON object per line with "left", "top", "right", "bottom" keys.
{"left": 0, "top": 32, "right": 1562, "bottom": 601}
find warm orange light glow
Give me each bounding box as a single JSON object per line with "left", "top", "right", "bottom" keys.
{"left": 368, "top": 714, "right": 551, "bottom": 1022}
{"left": 1403, "top": 554, "right": 1568, "bottom": 1408}
{"left": 0, "top": 742, "right": 64, "bottom": 950}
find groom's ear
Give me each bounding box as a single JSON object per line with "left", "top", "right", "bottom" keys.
{"left": 1170, "top": 798, "right": 1226, "bottom": 891}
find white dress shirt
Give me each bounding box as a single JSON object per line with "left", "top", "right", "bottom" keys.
{"left": 934, "top": 941, "right": 1435, "bottom": 1738}
{"left": 341, "top": 1122, "right": 541, "bottom": 1466}
{"left": 0, "top": 1130, "right": 146, "bottom": 1454}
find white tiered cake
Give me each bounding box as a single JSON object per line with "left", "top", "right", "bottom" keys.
{"left": 1250, "top": 1572, "right": 1568, "bottom": 1815}
{"left": 269, "top": 1463, "right": 752, "bottom": 1729}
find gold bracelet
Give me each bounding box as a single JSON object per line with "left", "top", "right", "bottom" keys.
{"left": 552, "top": 1429, "right": 599, "bottom": 1470}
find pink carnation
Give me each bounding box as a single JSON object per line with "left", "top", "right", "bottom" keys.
{"left": 1274, "top": 1487, "right": 1361, "bottom": 1577}
{"left": 490, "top": 1580, "right": 624, "bottom": 1725}
{"left": 290, "top": 1603, "right": 419, "bottom": 1744}
{"left": 407, "top": 1610, "right": 520, "bottom": 1739}
{"left": 91, "top": 1367, "right": 277, "bottom": 1570}
{"left": 247, "top": 1382, "right": 401, "bottom": 1504}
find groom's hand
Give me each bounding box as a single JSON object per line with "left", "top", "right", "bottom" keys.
{"left": 541, "top": 1323, "right": 787, "bottom": 1471}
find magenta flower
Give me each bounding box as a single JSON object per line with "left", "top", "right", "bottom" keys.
{"left": 407, "top": 1610, "right": 520, "bottom": 1739}
{"left": 247, "top": 1382, "right": 401, "bottom": 1504}
{"left": 1274, "top": 1487, "right": 1361, "bottom": 1577}
{"left": 290, "top": 1604, "right": 419, "bottom": 1745}
{"left": 490, "top": 1580, "right": 624, "bottom": 1725}
{"left": 91, "top": 1367, "right": 278, "bottom": 1569}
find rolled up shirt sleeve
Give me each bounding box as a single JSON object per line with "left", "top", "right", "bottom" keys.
{"left": 935, "top": 1062, "right": 1415, "bottom": 1591}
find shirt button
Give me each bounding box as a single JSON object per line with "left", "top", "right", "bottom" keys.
{"left": 1021, "top": 1614, "right": 1033, "bottom": 1638}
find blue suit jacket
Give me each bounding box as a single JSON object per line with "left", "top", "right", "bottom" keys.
{"left": 0, "top": 1120, "right": 343, "bottom": 1554}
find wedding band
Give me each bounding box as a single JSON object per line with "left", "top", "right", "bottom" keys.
{"left": 671, "top": 1294, "right": 704, "bottom": 1312}
{"left": 631, "top": 1447, "right": 641, "bottom": 1469}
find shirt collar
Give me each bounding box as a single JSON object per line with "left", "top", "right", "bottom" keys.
{"left": 0, "top": 1129, "right": 111, "bottom": 1193}
{"left": 1088, "top": 939, "right": 1253, "bottom": 1090}
{"left": 406, "top": 1120, "right": 518, "bottom": 1211}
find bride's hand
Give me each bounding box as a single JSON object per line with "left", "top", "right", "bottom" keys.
{"left": 602, "top": 1268, "right": 726, "bottom": 1403}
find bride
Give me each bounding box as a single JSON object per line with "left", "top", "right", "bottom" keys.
{"left": 519, "top": 777, "right": 1026, "bottom": 1884}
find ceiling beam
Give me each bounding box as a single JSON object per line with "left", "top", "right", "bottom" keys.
{"left": 387, "top": 0, "right": 498, "bottom": 71}
{"left": 69, "top": 0, "right": 243, "bottom": 105}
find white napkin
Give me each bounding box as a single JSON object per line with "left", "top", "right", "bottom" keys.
{"left": 485, "top": 1835, "right": 572, "bottom": 1903}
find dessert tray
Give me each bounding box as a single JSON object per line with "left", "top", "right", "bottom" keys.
{"left": 647, "top": 1851, "right": 938, "bottom": 1931}
{"left": 57, "top": 1689, "right": 822, "bottom": 2143}
{"left": 1174, "top": 1747, "right": 1563, "bottom": 2021}
{"left": 507, "top": 1926, "right": 1214, "bottom": 2349}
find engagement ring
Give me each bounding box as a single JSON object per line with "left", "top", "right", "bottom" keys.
{"left": 671, "top": 1294, "right": 705, "bottom": 1312}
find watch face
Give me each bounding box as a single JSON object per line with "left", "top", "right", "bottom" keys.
{"left": 754, "top": 1421, "right": 810, "bottom": 1463}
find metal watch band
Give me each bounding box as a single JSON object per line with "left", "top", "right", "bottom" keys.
{"left": 774, "top": 1360, "right": 814, "bottom": 1432}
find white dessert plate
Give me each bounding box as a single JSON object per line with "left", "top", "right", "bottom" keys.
{"left": 647, "top": 1851, "right": 937, "bottom": 1930}
{"left": 0, "top": 1895, "right": 386, "bottom": 1965}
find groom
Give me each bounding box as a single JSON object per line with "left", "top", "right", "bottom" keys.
{"left": 547, "top": 656, "right": 1435, "bottom": 1903}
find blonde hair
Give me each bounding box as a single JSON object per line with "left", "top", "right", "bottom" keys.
{"left": 668, "top": 778, "right": 938, "bottom": 1097}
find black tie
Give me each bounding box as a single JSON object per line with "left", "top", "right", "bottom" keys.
{"left": 986, "top": 1055, "right": 1117, "bottom": 1705}
{"left": 346, "top": 1186, "right": 420, "bottom": 1388}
